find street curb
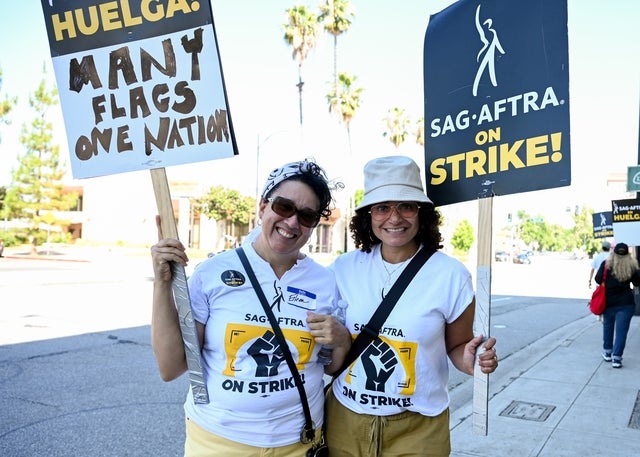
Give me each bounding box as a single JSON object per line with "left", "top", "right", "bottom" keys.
{"left": 1, "top": 253, "right": 89, "bottom": 262}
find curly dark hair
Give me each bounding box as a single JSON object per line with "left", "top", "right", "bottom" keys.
{"left": 263, "top": 160, "right": 336, "bottom": 221}
{"left": 349, "top": 203, "right": 443, "bottom": 253}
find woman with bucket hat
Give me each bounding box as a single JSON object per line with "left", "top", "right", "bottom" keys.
{"left": 594, "top": 242, "right": 640, "bottom": 368}
{"left": 325, "top": 155, "right": 498, "bottom": 456}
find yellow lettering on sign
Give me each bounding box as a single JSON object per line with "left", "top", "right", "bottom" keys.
{"left": 50, "top": 0, "right": 200, "bottom": 41}
{"left": 429, "top": 132, "right": 564, "bottom": 185}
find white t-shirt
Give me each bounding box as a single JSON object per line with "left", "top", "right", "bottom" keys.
{"left": 329, "top": 245, "right": 473, "bottom": 417}
{"left": 184, "top": 244, "right": 337, "bottom": 447}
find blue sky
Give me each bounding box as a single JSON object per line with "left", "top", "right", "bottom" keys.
{"left": 0, "top": 0, "right": 638, "bottom": 219}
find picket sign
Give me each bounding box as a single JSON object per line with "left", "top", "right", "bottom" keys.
{"left": 473, "top": 196, "right": 493, "bottom": 435}
{"left": 150, "top": 168, "right": 209, "bottom": 404}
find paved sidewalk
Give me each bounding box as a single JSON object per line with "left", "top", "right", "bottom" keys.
{"left": 449, "top": 314, "right": 640, "bottom": 456}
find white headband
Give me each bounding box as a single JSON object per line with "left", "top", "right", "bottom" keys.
{"left": 261, "top": 160, "right": 312, "bottom": 198}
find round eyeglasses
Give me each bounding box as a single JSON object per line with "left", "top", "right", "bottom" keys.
{"left": 369, "top": 202, "right": 420, "bottom": 220}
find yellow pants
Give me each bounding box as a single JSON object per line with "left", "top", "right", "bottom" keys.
{"left": 185, "top": 417, "right": 323, "bottom": 457}
{"left": 325, "top": 387, "right": 451, "bottom": 457}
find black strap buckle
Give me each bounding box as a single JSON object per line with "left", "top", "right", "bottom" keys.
{"left": 300, "top": 422, "right": 316, "bottom": 444}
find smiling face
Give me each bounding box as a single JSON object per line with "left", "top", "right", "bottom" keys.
{"left": 370, "top": 200, "right": 420, "bottom": 259}
{"left": 256, "top": 180, "right": 320, "bottom": 262}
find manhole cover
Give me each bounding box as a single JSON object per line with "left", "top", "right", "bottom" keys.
{"left": 499, "top": 400, "right": 555, "bottom": 422}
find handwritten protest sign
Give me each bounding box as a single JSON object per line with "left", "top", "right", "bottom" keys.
{"left": 41, "top": 0, "right": 237, "bottom": 179}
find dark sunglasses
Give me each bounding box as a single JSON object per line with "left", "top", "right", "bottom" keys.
{"left": 266, "top": 196, "right": 321, "bottom": 228}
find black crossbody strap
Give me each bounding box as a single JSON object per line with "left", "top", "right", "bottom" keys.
{"left": 333, "top": 247, "right": 436, "bottom": 379}
{"left": 236, "top": 247, "right": 316, "bottom": 444}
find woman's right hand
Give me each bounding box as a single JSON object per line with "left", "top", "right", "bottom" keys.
{"left": 150, "top": 215, "right": 188, "bottom": 282}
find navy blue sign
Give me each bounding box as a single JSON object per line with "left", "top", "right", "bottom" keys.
{"left": 592, "top": 212, "right": 613, "bottom": 239}
{"left": 424, "top": 0, "right": 570, "bottom": 206}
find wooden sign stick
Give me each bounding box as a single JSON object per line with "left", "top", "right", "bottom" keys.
{"left": 473, "top": 195, "right": 493, "bottom": 435}
{"left": 150, "top": 168, "right": 209, "bottom": 404}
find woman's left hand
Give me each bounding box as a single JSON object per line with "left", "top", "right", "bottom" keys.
{"left": 466, "top": 335, "right": 498, "bottom": 374}
{"left": 306, "top": 312, "right": 351, "bottom": 349}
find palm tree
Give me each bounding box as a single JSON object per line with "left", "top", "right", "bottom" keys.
{"left": 283, "top": 5, "right": 321, "bottom": 126}
{"left": 318, "top": 0, "right": 355, "bottom": 86}
{"left": 326, "top": 71, "right": 362, "bottom": 252}
{"left": 383, "top": 107, "right": 411, "bottom": 148}
{"left": 327, "top": 72, "right": 363, "bottom": 148}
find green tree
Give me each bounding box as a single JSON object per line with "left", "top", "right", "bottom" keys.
{"left": 0, "top": 66, "right": 17, "bottom": 139}
{"left": 3, "top": 76, "right": 77, "bottom": 250}
{"left": 383, "top": 107, "right": 411, "bottom": 148}
{"left": 415, "top": 117, "right": 425, "bottom": 146}
{"left": 571, "top": 205, "right": 595, "bottom": 253}
{"left": 0, "top": 186, "right": 6, "bottom": 215}
{"left": 517, "top": 210, "right": 548, "bottom": 247}
{"left": 353, "top": 188, "right": 364, "bottom": 209}
{"left": 283, "top": 5, "right": 321, "bottom": 126}
{"left": 451, "top": 219, "right": 475, "bottom": 254}
{"left": 198, "top": 186, "right": 255, "bottom": 228}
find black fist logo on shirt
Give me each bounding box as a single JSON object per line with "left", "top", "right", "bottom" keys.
{"left": 362, "top": 339, "right": 398, "bottom": 392}
{"left": 248, "top": 330, "right": 286, "bottom": 377}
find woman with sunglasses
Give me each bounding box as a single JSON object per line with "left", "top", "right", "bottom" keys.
{"left": 325, "top": 155, "right": 498, "bottom": 457}
{"left": 150, "top": 159, "right": 350, "bottom": 456}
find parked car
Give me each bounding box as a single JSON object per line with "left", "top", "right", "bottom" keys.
{"left": 495, "top": 251, "right": 509, "bottom": 262}
{"left": 513, "top": 253, "right": 532, "bottom": 264}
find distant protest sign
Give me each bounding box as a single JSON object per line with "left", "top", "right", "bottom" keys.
{"left": 40, "top": 0, "right": 237, "bottom": 179}
{"left": 592, "top": 211, "right": 613, "bottom": 239}
{"left": 611, "top": 198, "right": 640, "bottom": 245}
{"left": 424, "top": 0, "right": 570, "bottom": 206}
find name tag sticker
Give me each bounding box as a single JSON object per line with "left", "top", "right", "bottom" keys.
{"left": 285, "top": 286, "right": 317, "bottom": 310}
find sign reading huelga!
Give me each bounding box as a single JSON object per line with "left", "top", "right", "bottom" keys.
{"left": 592, "top": 211, "right": 613, "bottom": 239}
{"left": 611, "top": 198, "right": 640, "bottom": 246}
{"left": 423, "top": 0, "right": 570, "bottom": 206}
{"left": 40, "top": 0, "right": 237, "bottom": 179}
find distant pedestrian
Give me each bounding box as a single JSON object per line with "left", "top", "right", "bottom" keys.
{"left": 595, "top": 243, "right": 640, "bottom": 368}
{"left": 588, "top": 240, "right": 610, "bottom": 288}
{"left": 0, "top": 239, "right": 4, "bottom": 258}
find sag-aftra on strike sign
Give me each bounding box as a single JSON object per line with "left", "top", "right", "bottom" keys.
{"left": 424, "top": 0, "right": 570, "bottom": 206}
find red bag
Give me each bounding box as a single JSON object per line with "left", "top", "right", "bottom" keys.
{"left": 589, "top": 265, "right": 607, "bottom": 315}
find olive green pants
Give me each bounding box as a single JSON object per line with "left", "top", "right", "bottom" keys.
{"left": 325, "top": 387, "right": 451, "bottom": 457}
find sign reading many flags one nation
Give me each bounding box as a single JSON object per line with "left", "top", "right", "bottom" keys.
{"left": 40, "top": 0, "right": 237, "bottom": 179}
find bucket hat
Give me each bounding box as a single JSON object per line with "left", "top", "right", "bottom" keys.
{"left": 356, "top": 156, "right": 433, "bottom": 210}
